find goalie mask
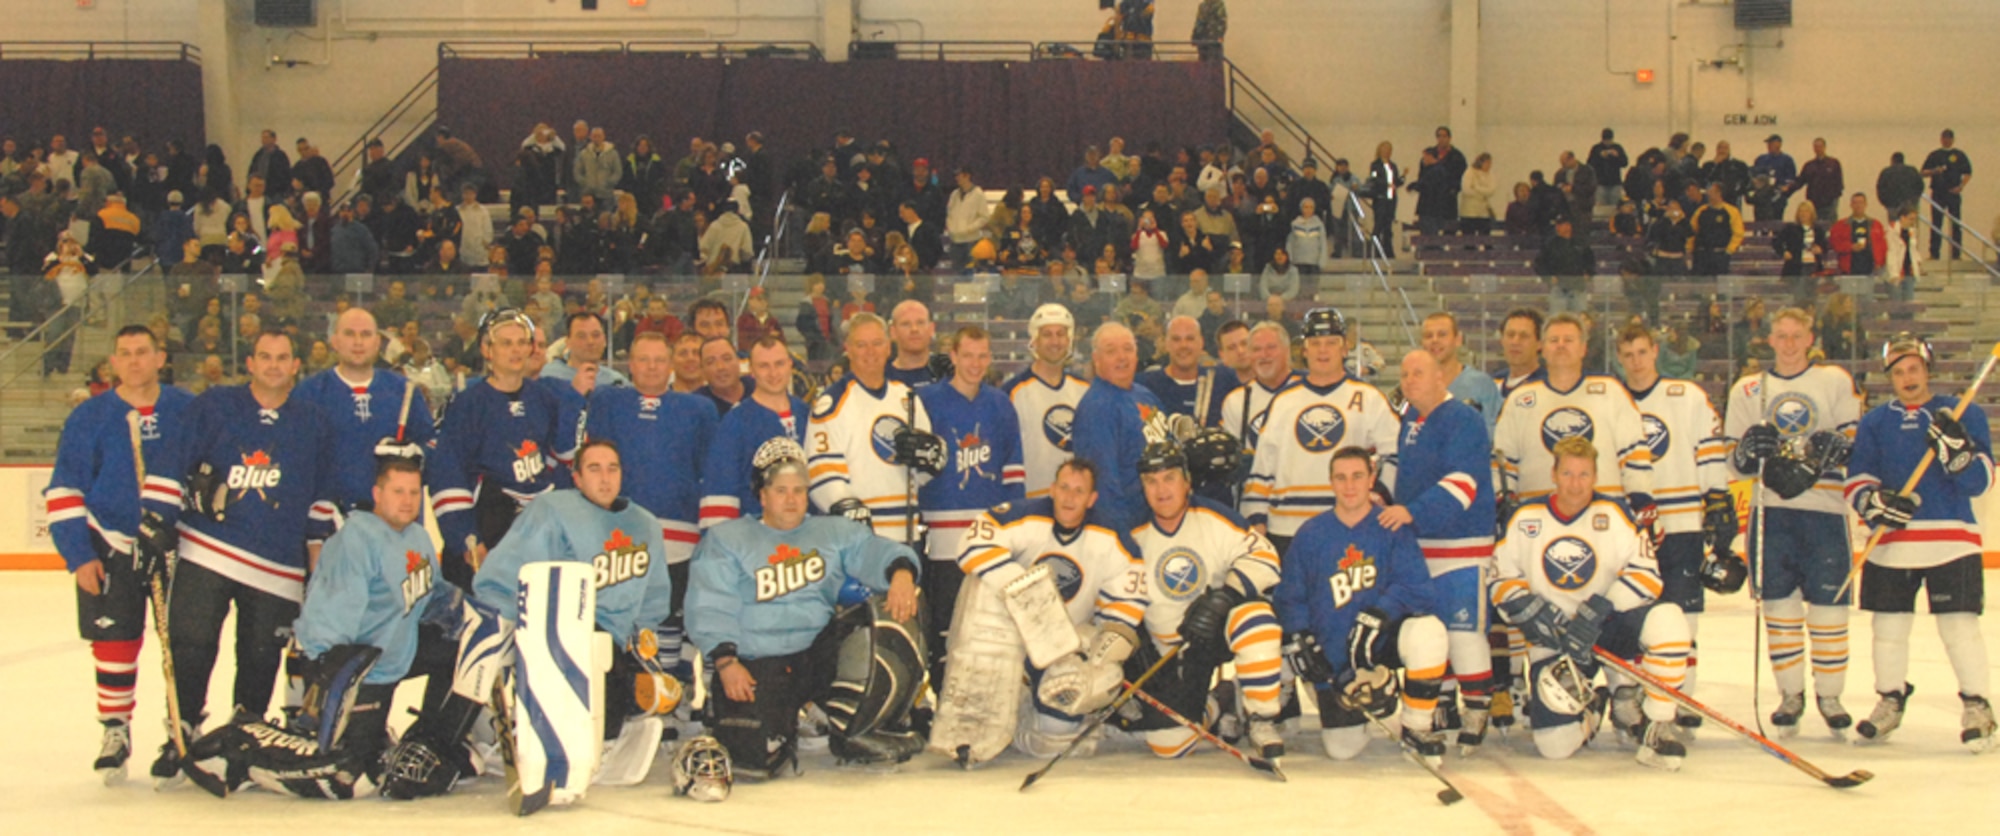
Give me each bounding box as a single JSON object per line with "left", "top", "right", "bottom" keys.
{"left": 751, "top": 436, "right": 810, "bottom": 493}
{"left": 1182, "top": 428, "right": 1243, "bottom": 487}
{"left": 1536, "top": 655, "right": 1596, "bottom": 717}
{"left": 672, "top": 736, "right": 733, "bottom": 803}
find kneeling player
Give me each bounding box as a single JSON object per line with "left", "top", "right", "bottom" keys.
{"left": 686, "top": 438, "right": 925, "bottom": 777}
{"left": 929, "top": 458, "right": 1150, "bottom": 766}
{"left": 1124, "top": 440, "right": 1286, "bottom": 759}
{"left": 1492, "top": 437, "right": 1692, "bottom": 769}
{"left": 1275, "top": 446, "right": 1450, "bottom": 764}
{"left": 186, "top": 455, "right": 453, "bottom": 798}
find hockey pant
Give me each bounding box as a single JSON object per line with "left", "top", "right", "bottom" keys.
{"left": 1526, "top": 603, "right": 1690, "bottom": 760}
{"left": 1428, "top": 561, "right": 1495, "bottom": 710}
{"left": 1116, "top": 600, "right": 1285, "bottom": 758}
{"left": 168, "top": 560, "right": 300, "bottom": 727}
{"left": 1317, "top": 614, "right": 1449, "bottom": 760}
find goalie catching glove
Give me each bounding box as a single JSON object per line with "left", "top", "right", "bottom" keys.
{"left": 1035, "top": 624, "right": 1138, "bottom": 716}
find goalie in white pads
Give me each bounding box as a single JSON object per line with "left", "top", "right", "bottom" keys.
{"left": 685, "top": 437, "right": 926, "bottom": 777}
{"left": 1491, "top": 437, "right": 1692, "bottom": 769}
{"left": 1120, "top": 439, "right": 1286, "bottom": 759}
{"left": 929, "top": 457, "right": 1150, "bottom": 766}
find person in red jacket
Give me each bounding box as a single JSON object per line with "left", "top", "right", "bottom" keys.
{"left": 735, "top": 287, "right": 784, "bottom": 354}
{"left": 1829, "top": 192, "right": 1887, "bottom": 276}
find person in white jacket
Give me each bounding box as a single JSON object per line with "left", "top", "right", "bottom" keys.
{"left": 455, "top": 183, "right": 494, "bottom": 268}
{"left": 1460, "top": 152, "right": 1498, "bottom": 235}
{"left": 1883, "top": 204, "right": 1923, "bottom": 302}
{"left": 1286, "top": 198, "right": 1329, "bottom": 272}
{"left": 946, "top": 168, "right": 990, "bottom": 268}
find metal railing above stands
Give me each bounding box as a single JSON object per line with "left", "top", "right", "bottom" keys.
{"left": 0, "top": 41, "right": 200, "bottom": 63}
{"left": 847, "top": 39, "right": 1218, "bottom": 62}
{"left": 439, "top": 41, "right": 825, "bottom": 61}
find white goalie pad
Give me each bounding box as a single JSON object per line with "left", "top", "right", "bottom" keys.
{"left": 928, "top": 574, "right": 1029, "bottom": 768}
{"left": 511, "top": 562, "right": 613, "bottom": 815}
{"left": 1001, "top": 563, "right": 1082, "bottom": 669}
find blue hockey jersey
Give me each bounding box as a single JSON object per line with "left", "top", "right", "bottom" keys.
{"left": 685, "top": 516, "right": 919, "bottom": 660}
{"left": 44, "top": 387, "right": 195, "bottom": 570}
{"left": 916, "top": 381, "right": 1026, "bottom": 560}
{"left": 293, "top": 510, "right": 441, "bottom": 684}
{"left": 582, "top": 387, "right": 718, "bottom": 563}
{"left": 427, "top": 378, "right": 568, "bottom": 552}
{"left": 1274, "top": 507, "right": 1437, "bottom": 675}
{"left": 471, "top": 490, "right": 674, "bottom": 640}
{"left": 295, "top": 367, "right": 436, "bottom": 511}
{"left": 1845, "top": 396, "right": 1994, "bottom": 569}
{"left": 1136, "top": 364, "right": 1242, "bottom": 428}
{"left": 1449, "top": 365, "right": 1503, "bottom": 438}
{"left": 1071, "top": 379, "right": 1164, "bottom": 531}
{"left": 698, "top": 394, "right": 810, "bottom": 526}
{"left": 153, "top": 385, "right": 338, "bottom": 602}
{"left": 1391, "top": 397, "right": 1497, "bottom": 568}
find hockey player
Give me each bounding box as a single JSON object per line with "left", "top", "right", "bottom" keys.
{"left": 809, "top": 312, "right": 944, "bottom": 543}
{"left": 1495, "top": 308, "right": 1546, "bottom": 396}
{"left": 1217, "top": 321, "right": 1301, "bottom": 487}
{"left": 1615, "top": 323, "right": 1739, "bottom": 731}
{"left": 1376, "top": 349, "right": 1498, "bottom": 754}
{"left": 1123, "top": 440, "right": 1286, "bottom": 759}
{"left": 1846, "top": 334, "right": 1995, "bottom": 750}
{"left": 542, "top": 311, "right": 631, "bottom": 389}
{"left": 1243, "top": 308, "right": 1400, "bottom": 555}
{"left": 1725, "top": 306, "right": 1862, "bottom": 736}
{"left": 885, "top": 299, "right": 951, "bottom": 387}
{"left": 1070, "top": 322, "right": 1165, "bottom": 530}
{"left": 701, "top": 335, "right": 811, "bottom": 526}
{"left": 1491, "top": 436, "right": 1692, "bottom": 769}
{"left": 582, "top": 330, "right": 720, "bottom": 688}
{"left": 1136, "top": 315, "right": 1241, "bottom": 428}
{"left": 915, "top": 326, "right": 1025, "bottom": 683}
{"left": 141, "top": 328, "right": 338, "bottom": 785}
{"left": 1493, "top": 312, "right": 1655, "bottom": 514}
{"left": 426, "top": 309, "right": 570, "bottom": 588}
{"left": 1216, "top": 320, "right": 1254, "bottom": 383}
{"left": 686, "top": 438, "right": 924, "bottom": 774}
{"left": 295, "top": 308, "right": 435, "bottom": 516}
{"left": 930, "top": 457, "right": 1149, "bottom": 765}
{"left": 1004, "top": 304, "right": 1088, "bottom": 500}
{"left": 46, "top": 325, "right": 194, "bottom": 783}
{"left": 1274, "top": 446, "right": 1451, "bottom": 763}
{"left": 1420, "top": 311, "right": 1502, "bottom": 435}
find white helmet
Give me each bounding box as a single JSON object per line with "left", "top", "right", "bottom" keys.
{"left": 1028, "top": 303, "right": 1075, "bottom": 337}
{"left": 751, "top": 436, "right": 809, "bottom": 492}
{"left": 671, "top": 735, "right": 733, "bottom": 803}
{"left": 1535, "top": 656, "right": 1596, "bottom": 716}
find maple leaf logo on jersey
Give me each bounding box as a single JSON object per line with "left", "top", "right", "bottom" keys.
{"left": 768, "top": 542, "right": 801, "bottom": 565}
{"left": 511, "top": 439, "right": 547, "bottom": 483}
{"left": 400, "top": 549, "right": 433, "bottom": 613}
{"left": 227, "top": 450, "right": 281, "bottom": 501}
{"left": 405, "top": 550, "right": 424, "bottom": 573}
{"left": 1339, "top": 543, "right": 1366, "bottom": 571}
{"left": 605, "top": 528, "right": 634, "bottom": 552}
{"left": 1329, "top": 544, "right": 1377, "bottom": 608}
{"left": 756, "top": 542, "right": 827, "bottom": 601}
{"left": 593, "top": 527, "right": 651, "bottom": 590}
{"left": 955, "top": 425, "right": 994, "bottom": 489}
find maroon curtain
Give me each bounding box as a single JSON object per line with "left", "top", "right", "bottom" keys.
{"left": 0, "top": 59, "right": 204, "bottom": 150}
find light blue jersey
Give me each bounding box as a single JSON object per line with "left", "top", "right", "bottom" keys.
{"left": 686, "top": 516, "right": 919, "bottom": 660}
{"left": 471, "top": 490, "right": 673, "bottom": 640}
{"left": 293, "top": 510, "right": 441, "bottom": 684}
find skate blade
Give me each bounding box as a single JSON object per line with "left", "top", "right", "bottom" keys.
{"left": 152, "top": 772, "right": 187, "bottom": 792}
{"left": 1635, "top": 752, "right": 1684, "bottom": 772}
{"left": 99, "top": 765, "right": 127, "bottom": 786}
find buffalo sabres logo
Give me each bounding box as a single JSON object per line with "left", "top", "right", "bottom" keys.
{"left": 955, "top": 425, "right": 994, "bottom": 489}
{"left": 1541, "top": 407, "right": 1595, "bottom": 451}
{"left": 400, "top": 549, "right": 433, "bottom": 613}
{"left": 756, "top": 542, "right": 826, "bottom": 601}
{"left": 1768, "top": 393, "right": 1819, "bottom": 438}
{"left": 1640, "top": 414, "right": 1670, "bottom": 462}
{"left": 1043, "top": 405, "right": 1076, "bottom": 450}
{"left": 1036, "top": 553, "right": 1085, "bottom": 602}
{"left": 1295, "top": 404, "right": 1346, "bottom": 452}
{"left": 352, "top": 391, "right": 374, "bottom": 421}
{"left": 1153, "top": 548, "right": 1207, "bottom": 602}
{"left": 871, "top": 414, "right": 910, "bottom": 463}
{"left": 1542, "top": 536, "right": 1597, "bottom": 591}
{"left": 227, "top": 450, "right": 282, "bottom": 501}
{"left": 595, "top": 528, "right": 652, "bottom": 591}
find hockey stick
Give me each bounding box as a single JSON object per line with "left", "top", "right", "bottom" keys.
{"left": 1122, "top": 683, "right": 1286, "bottom": 781}
{"left": 1354, "top": 702, "right": 1464, "bottom": 806}
{"left": 1751, "top": 370, "right": 1769, "bottom": 737}
{"left": 1593, "top": 648, "right": 1871, "bottom": 788}
{"left": 904, "top": 390, "right": 919, "bottom": 548}
{"left": 1019, "top": 644, "right": 1182, "bottom": 791}
{"left": 395, "top": 378, "right": 416, "bottom": 442}
{"left": 1834, "top": 341, "right": 2000, "bottom": 600}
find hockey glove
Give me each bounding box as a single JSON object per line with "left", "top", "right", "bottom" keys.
{"left": 1856, "top": 487, "right": 1919, "bottom": 531}
{"left": 1036, "top": 627, "right": 1135, "bottom": 715}
{"left": 890, "top": 426, "right": 947, "bottom": 476}
{"left": 1700, "top": 490, "right": 1738, "bottom": 552}
{"left": 828, "top": 497, "right": 874, "bottom": 526}
{"left": 1495, "top": 490, "right": 1521, "bottom": 536}
{"left": 1699, "top": 551, "right": 1749, "bottom": 594}
{"left": 186, "top": 460, "right": 229, "bottom": 522}
{"left": 1283, "top": 631, "right": 1337, "bottom": 686}
{"left": 1176, "top": 585, "right": 1243, "bottom": 667}
{"left": 1497, "top": 594, "right": 1570, "bottom": 652}
{"left": 1626, "top": 492, "right": 1662, "bottom": 547}
{"left": 1560, "top": 595, "right": 1615, "bottom": 663}
{"left": 1928, "top": 410, "right": 1976, "bottom": 476}
{"left": 1732, "top": 423, "right": 1781, "bottom": 474}
{"left": 1345, "top": 608, "right": 1389, "bottom": 672}
{"left": 135, "top": 509, "right": 177, "bottom": 580}
{"left": 1334, "top": 665, "right": 1399, "bottom": 719}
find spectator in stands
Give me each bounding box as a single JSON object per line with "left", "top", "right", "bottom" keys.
{"left": 222, "top": 211, "right": 262, "bottom": 275}
{"left": 331, "top": 200, "right": 380, "bottom": 274}
{"left": 403, "top": 152, "right": 440, "bottom": 212}
{"left": 1192, "top": 0, "right": 1228, "bottom": 59}
{"left": 514, "top": 122, "right": 566, "bottom": 214}
{"left": 689, "top": 145, "right": 733, "bottom": 217}
{"left": 1874, "top": 151, "right": 1924, "bottom": 220}
{"left": 1114, "top": 276, "right": 1165, "bottom": 333}
{"left": 1817, "top": 292, "right": 1865, "bottom": 363}
{"left": 442, "top": 183, "right": 490, "bottom": 271}
{"left": 1646, "top": 200, "right": 1691, "bottom": 275}
{"left": 1829, "top": 192, "right": 1885, "bottom": 279}
{"left": 1775, "top": 202, "right": 1827, "bottom": 307}
{"left": 1731, "top": 297, "right": 1772, "bottom": 369}
{"left": 432, "top": 125, "right": 485, "bottom": 197}
{"left": 1064, "top": 274, "right": 1111, "bottom": 331}
{"left": 74, "top": 152, "right": 115, "bottom": 219}
{"left": 1025, "top": 177, "right": 1067, "bottom": 248}
{"left": 593, "top": 208, "right": 636, "bottom": 274}
{"left": 1884, "top": 204, "right": 1923, "bottom": 301}
{"left": 574, "top": 127, "right": 621, "bottom": 206}
{"left": 1195, "top": 187, "right": 1239, "bottom": 251}
{"left": 1789, "top": 137, "right": 1844, "bottom": 223}
{"left": 1588, "top": 128, "right": 1628, "bottom": 207}
{"left": 1414, "top": 136, "right": 1463, "bottom": 237}
{"left": 893, "top": 201, "right": 939, "bottom": 271}
{"left": 1457, "top": 153, "right": 1498, "bottom": 236}
{"left": 998, "top": 203, "right": 1046, "bottom": 272}
{"left": 199, "top": 143, "right": 235, "bottom": 202}
{"left": 264, "top": 204, "right": 302, "bottom": 268}
{"left": 1922, "top": 128, "right": 1973, "bottom": 260}
{"left": 188, "top": 354, "right": 229, "bottom": 394}
{"left": 351, "top": 138, "right": 393, "bottom": 207}
{"left": 1284, "top": 197, "right": 1328, "bottom": 274}
{"left": 736, "top": 289, "right": 784, "bottom": 354}
{"left": 1366, "top": 141, "right": 1403, "bottom": 256}
{"left": 986, "top": 188, "right": 1020, "bottom": 244}
{"left": 1171, "top": 210, "right": 1223, "bottom": 292}
{"left": 39, "top": 236, "right": 93, "bottom": 377}
{"left": 501, "top": 214, "right": 545, "bottom": 276}
{"left": 1702, "top": 141, "right": 1750, "bottom": 207}
{"left": 1556, "top": 150, "right": 1598, "bottom": 224}
{"left": 796, "top": 274, "right": 836, "bottom": 363}
{"left": 834, "top": 227, "right": 881, "bottom": 277}
{"left": 1345, "top": 321, "right": 1384, "bottom": 381}
{"left": 946, "top": 168, "right": 989, "bottom": 268}
{"left": 1231, "top": 190, "right": 1278, "bottom": 272}
{"left": 1535, "top": 217, "right": 1594, "bottom": 313}
{"left": 1689, "top": 183, "right": 1744, "bottom": 277}
{"left": 1620, "top": 256, "right": 1660, "bottom": 326}
{"left": 1607, "top": 200, "right": 1641, "bottom": 237}
{"left": 1132, "top": 210, "right": 1170, "bottom": 283}
{"left": 1199, "top": 291, "right": 1232, "bottom": 351}
{"left": 1527, "top": 170, "right": 1567, "bottom": 236}
{"left": 1065, "top": 186, "right": 1111, "bottom": 267}
{"left": 375, "top": 280, "right": 417, "bottom": 334}
{"left": 1503, "top": 181, "right": 1535, "bottom": 238}
{"left": 283, "top": 138, "right": 331, "bottom": 204}
{"left": 620, "top": 136, "right": 667, "bottom": 219}
{"left": 247, "top": 129, "right": 291, "bottom": 201}
{"left": 90, "top": 193, "right": 142, "bottom": 267}
{"left": 1257, "top": 292, "right": 1297, "bottom": 342}
{"left": 1261, "top": 247, "right": 1301, "bottom": 302}
{"left": 265, "top": 246, "right": 306, "bottom": 325}
{"left": 1172, "top": 270, "right": 1212, "bottom": 320}
{"left": 439, "top": 314, "right": 481, "bottom": 376}
{"left": 700, "top": 200, "right": 754, "bottom": 276}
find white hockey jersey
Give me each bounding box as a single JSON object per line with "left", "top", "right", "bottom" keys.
{"left": 1003, "top": 369, "right": 1089, "bottom": 500}
{"left": 1723, "top": 364, "right": 1863, "bottom": 516}
{"left": 808, "top": 375, "right": 933, "bottom": 542}
{"left": 1129, "top": 497, "right": 1280, "bottom": 650}
{"left": 1494, "top": 374, "right": 1654, "bottom": 500}
{"left": 1630, "top": 378, "right": 1731, "bottom": 535}
{"left": 955, "top": 498, "right": 1149, "bottom": 633}
{"left": 1218, "top": 372, "right": 1301, "bottom": 461}
{"left": 1243, "top": 375, "right": 1401, "bottom": 537}
{"left": 1491, "top": 495, "right": 1661, "bottom": 618}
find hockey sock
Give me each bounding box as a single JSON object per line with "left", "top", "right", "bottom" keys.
{"left": 1447, "top": 630, "right": 1494, "bottom": 698}
{"left": 1869, "top": 612, "right": 1915, "bottom": 693}
{"left": 1639, "top": 608, "right": 1690, "bottom": 724}
{"left": 1764, "top": 596, "right": 1807, "bottom": 696}
{"left": 1807, "top": 606, "right": 1849, "bottom": 698}
{"left": 1487, "top": 627, "right": 1512, "bottom": 691}
{"left": 93, "top": 639, "right": 143, "bottom": 724}
{"left": 1684, "top": 613, "right": 1700, "bottom": 695}
{"left": 1937, "top": 613, "right": 1990, "bottom": 698}
{"left": 1228, "top": 601, "right": 1285, "bottom": 718}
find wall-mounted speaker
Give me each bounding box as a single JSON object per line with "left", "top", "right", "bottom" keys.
{"left": 1735, "top": 0, "right": 1791, "bottom": 30}
{"left": 253, "top": 0, "right": 316, "bottom": 28}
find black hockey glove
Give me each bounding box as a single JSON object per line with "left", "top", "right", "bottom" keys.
{"left": 1283, "top": 631, "right": 1337, "bottom": 686}
{"left": 135, "top": 509, "right": 177, "bottom": 580}
{"left": 890, "top": 426, "right": 946, "bottom": 476}
{"left": 1559, "top": 595, "right": 1615, "bottom": 663}
{"left": 1699, "top": 551, "right": 1748, "bottom": 594}
{"left": 1700, "top": 490, "right": 1737, "bottom": 552}
{"left": 1626, "top": 492, "right": 1661, "bottom": 547}
{"left": 828, "top": 497, "right": 873, "bottom": 526}
{"left": 1856, "top": 487, "right": 1919, "bottom": 531}
{"left": 1497, "top": 594, "right": 1570, "bottom": 651}
{"left": 186, "top": 460, "right": 229, "bottom": 522}
{"left": 1732, "top": 423, "right": 1781, "bottom": 474}
{"left": 1177, "top": 585, "right": 1243, "bottom": 666}
{"left": 1345, "top": 607, "right": 1389, "bottom": 672}
{"left": 1928, "top": 410, "right": 1976, "bottom": 476}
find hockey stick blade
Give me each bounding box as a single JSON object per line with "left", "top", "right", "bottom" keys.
{"left": 1822, "top": 770, "right": 1875, "bottom": 789}
{"left": 1019, "top": 644, "right": 1183, "bottom": 791}
{"left": 1360, "top": 711, "right": 1463, "bottom": 806}
{"left": 1123, "top": 683, "right": 1287, "bottom": 782}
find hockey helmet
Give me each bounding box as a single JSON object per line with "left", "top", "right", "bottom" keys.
{"left": 373, "top": 436, "right": 425, "bottom": 466}
{"left": 751, "top": 436, "right": 809, "bottom": 493}
{"left": 1137, "top": 439, "right": 1189, "bottom": 477}
{"left": 1880, "top": 332, "right": 1934, "bottom": 372}
{"left": 1300, "top": 307, "right": 1346, "bottom": 339}
{"left": 1535, "top": 655, "right": 1595, "bottom": 717}
{"left": 1182, "top": 427, "right": 1244, "bottom": 487}
{"left": 671, "top": 736, "right": 733, "bottom": 803}
{"left": 476, "top": 307, "right": 537, "bottom": 346}
{"left": 1029, "top": 303, "right": 1076, "bottom": 337}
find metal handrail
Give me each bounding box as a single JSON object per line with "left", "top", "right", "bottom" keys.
{"left": 851, "top": 40, "right": 1036, "bottom": 61}
{"left": 1032, "top": 40, "right": 1217, "bottom": 61}
{"left": 1344, "top": 191, "right": 1422, "bottom": 348}
{"left": 0, "top": 41, "right": 200, "bottom": 63}
{"left": 751, "top": 188, "right": 794, "bottom": 281}
{"left": 439, "top": 41, "right": 824, "bottom": 61}
{"left": 1223, "top": 58, "right": 1336, "bottom": 170}
{"left": 328, "top": 65, "right": 440, "bottom": 199}
{"left": 1920, "top": 193, "right": 2000, "bottom": 284}
{"left": 0, "top": 247, "right": 155, "bottom": 390}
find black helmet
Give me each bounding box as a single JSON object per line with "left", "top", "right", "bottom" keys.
{"left": 1300, "top": 307, "right": 1346, "bottom": 339}
{"left": 1137, "top": 440, "right": 1188, "bottom": 477}
{"left": 1183, "top": 428, "right": 1242, "bottom": 487}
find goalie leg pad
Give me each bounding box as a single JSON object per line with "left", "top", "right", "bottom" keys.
{"left": 510, "top": 562, "right": 605, "bottom": 814}
{"left": 928, "top": 574, "right": 1028, "bottom": 767}
{"left": 190, "top": 714, "right": 386, "bottom": 800}
{"left": 823, "top": 596, "right": 929, "bottom": 741}
{"left": 294, "top": 643, "right": 383, "bottom": 750}
{"left": 1014, "top": 706, "right": 1092, "bottom": 760}
{"left": 1002, "top": 564, "right": 1082, "bottom": 669}
{"left": 450, "top": 593, "right": 515, "bottom": 705}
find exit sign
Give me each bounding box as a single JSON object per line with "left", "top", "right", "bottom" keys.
{"left": 1723, "top": 114, "right": 1779, "bottom": 126}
